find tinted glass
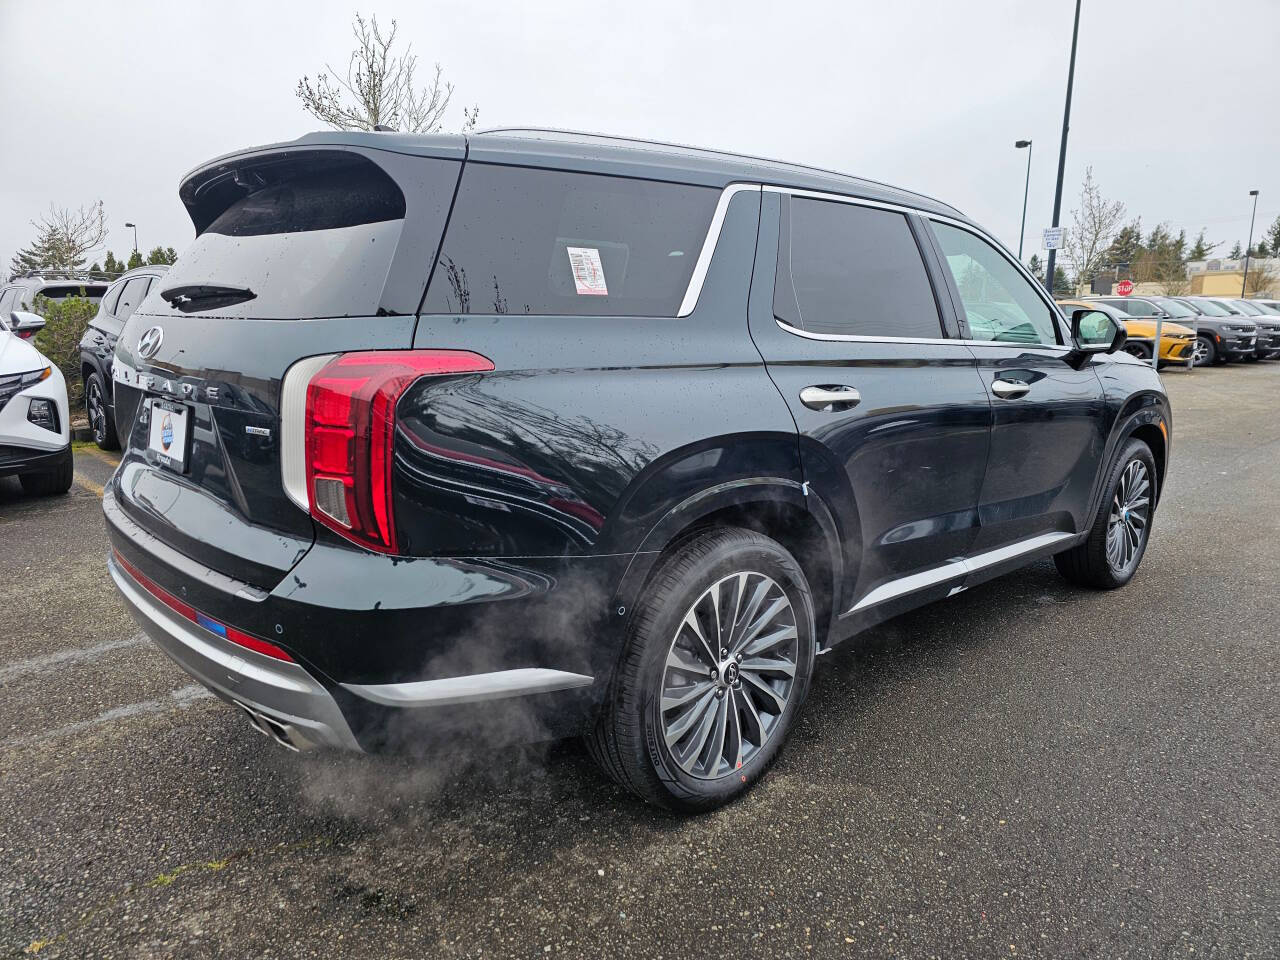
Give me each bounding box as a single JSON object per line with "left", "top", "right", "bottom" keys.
{"left": 116, "top": 277, "right": 152, "bottom": 321}
{"left": 102, "top": 280, "right": 125, "bottom": 316}
{"left": 0, "top": 288, "right": 15, "bottom": 319}
{"left": 1251, "top": 301, "right": 1280, "bottom": 315}
{"left": 1185, "top": 299, "right": 1230, "bottom": 316}
{"left": 423, "top": 165, "right": 718, "bottom": 317}
{"left": 1149, "top": 297, "right": 1196, "bottom": 318}
{"left": 1208, "top": 300, "right": 1243, "bottom": 315}
{"left": 33, "top": 284, "right": 107, "bottom": 302}
{"left": 774, "top": 198, "right": 942, "bottom": 338}
{"left": 1230, "top": 300, "right": 1263, "bottom": 315}
{"left": 149, "top": 154, "right": 454, "bottom": 320}
{"left": 931, "top": 222, "right": 1059, "bottom": 344}
{"left": 1119, "top": 299, "right": 1157, "bottom": 316}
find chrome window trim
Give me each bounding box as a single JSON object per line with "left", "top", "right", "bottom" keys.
{"left": 848, "top": 531, "right": 1075, "bottom": 614}
{"left": 759, "top": 184, "right": 1069, "bottom": 347}
{"left": 774, "top": 319, "right": 1069, "bottom": 352}
{"left": 677, "top": 183, "right": 762, "bottom": 317}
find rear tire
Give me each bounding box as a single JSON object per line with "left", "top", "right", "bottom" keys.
{"left": 587, "top": 527, "right": 816, "bottom": 812}
{"left": 86, "top": 371, "right": 118, "bottom": 450}
{"left": 20, "top": 450, "right": 74, "bottom": 496}
{"left": 1055, "top": 438, "right": 1156, "bottom": 590}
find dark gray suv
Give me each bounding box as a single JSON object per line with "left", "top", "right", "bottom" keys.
{"left": 1168, "top": 297, "right": 1258, "bottom": 365}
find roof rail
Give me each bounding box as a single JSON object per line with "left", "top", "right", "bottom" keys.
{"left": 473, "top": 126, "right": 951, "bottom": 211}
{"left": 8, "top": 268, "right": 119, "bottom": 283}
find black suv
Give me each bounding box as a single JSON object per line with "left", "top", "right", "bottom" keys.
{"left": 104, "top": 130, "right": 1170, "bottom": 811}
{"left": 78, "top": 264, "right": 168, "bottom": 449}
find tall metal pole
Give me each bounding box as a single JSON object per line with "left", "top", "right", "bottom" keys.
{"left": 1045, "top": 0, "right": 1082, "bottom": 296}
{"left": 1016, "top": 140, "right": 1033, "bottom": 260}
{"left": 1241, "top": 190, "right": 1259, "bottom": 296}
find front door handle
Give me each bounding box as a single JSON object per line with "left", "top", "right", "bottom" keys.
{"left": 991, "top": 378, "right": 1031, "bottom": 399}
{"left": 800, "top": 385, "right": 861, "bottom": 411}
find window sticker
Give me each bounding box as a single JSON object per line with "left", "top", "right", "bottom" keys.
{"left": 566, "top": 246, "right": 608, "bottom": 296}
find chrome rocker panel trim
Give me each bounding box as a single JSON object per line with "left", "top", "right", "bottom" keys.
{"left": 849, "top": 532, "right": 1076, "bottom": 614}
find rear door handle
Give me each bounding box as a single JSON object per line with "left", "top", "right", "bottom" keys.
{"left": 991, "top": 379, "right": 1031, "bottom": 399}
{"left": 799, "top": 385, "right": 861, "bottom": 411}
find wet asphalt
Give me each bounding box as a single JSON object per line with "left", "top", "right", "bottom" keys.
{"left": 1, "top": 362, "right": 1276, "bottom": 959}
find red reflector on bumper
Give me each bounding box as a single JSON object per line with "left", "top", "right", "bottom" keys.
{"left": 113, "top": 550, "right": 295, "bottom": 663}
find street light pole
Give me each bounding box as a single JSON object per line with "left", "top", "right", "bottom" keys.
{"left": 1241, "top": 190, "right": 1259, "bottom": 296}
{"left": 124, "top": 222, "right": 138, "bottom": 258}
{"left": 1016, "top": 139, "right": 1033, "bottom": 260}
{"left": 1045, "top": 0, "right": 1082, "bottom": 297}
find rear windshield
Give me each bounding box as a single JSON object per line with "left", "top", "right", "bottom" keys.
{"left": 146, "top": 154, "right": 452, "bottom": 319}
{"left": 422, "top": 164, "right": 719, "bottom": 317}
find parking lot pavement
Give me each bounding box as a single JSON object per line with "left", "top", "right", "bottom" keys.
{"left": 1, "top": 364, "right": 1277, "bottom": 960}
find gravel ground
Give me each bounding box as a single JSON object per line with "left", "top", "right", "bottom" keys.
{"left": 1, "top": 363, "right": 1276, "bottom": 959}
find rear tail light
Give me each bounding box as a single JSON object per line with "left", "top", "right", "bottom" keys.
{"left": 301, "top": 350, "right": 494, "bottom": 553}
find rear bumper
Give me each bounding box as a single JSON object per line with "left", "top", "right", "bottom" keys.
{"left": 103, "top": 487, "right": 620, "bottom": 752}
{"left": 109, "top": 551, "right": 363, "bottom": 751}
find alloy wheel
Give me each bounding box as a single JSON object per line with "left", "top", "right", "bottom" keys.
{"left": 1191, "top": 338, "right": 1211, "bottom": 367}
{"left": 1106, "top": 459, "right": 1151, "bottom": 575}
{"left": 659, "top": 571, "right": 799, "bottom": 780}
{"left": 87, "top": 379, "right": 106, "bottom": 442}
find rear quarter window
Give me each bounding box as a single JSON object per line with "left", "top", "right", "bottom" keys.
{"left": 422, "top": 165, "right": 719, "bottom": 317}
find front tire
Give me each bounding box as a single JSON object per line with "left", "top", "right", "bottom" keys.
{"left": 1191, "top": 334, "right": 1216, "bottom": 367}
{"left": 85, "top": 371, "right": 118, "bottom": 450}
{"left": 587, "top": 528, "right": 816, "bottom": 812}
{"left": 20, "top": 449, "right": 74, "bottom": 496}
{"left": 1123, "top": 341, "right": 1153, "bottom": 362}
{"left": 1055, "top": 438, "right": 1156, "bottom": 589}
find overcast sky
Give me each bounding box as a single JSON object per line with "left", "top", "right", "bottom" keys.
{"left": 3, "top": 0, "right": 1277, "bottom": 274}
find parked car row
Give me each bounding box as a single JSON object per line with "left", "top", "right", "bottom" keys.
{"left": 1062, "top": 294, "right": 1280, "bottom": 367}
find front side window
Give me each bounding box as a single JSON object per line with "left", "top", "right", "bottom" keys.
{"left": 1150, "top": 297, "right": 1197, "bottom": 319}
{"left": 774, "top": 197, "right": 943, "bottom": 338}
{"left": 1187, "top": 299, "right": 1229, "bottom": 317}
{"left": 931, "top": 222, "right": 1060, "bottom": 345}
{"left": 422, "top": 165, "right": 719, "bottom": 317}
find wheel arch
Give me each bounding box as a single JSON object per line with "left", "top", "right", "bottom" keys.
{"left": 612, "top": 477, "right": 845, "bottom": 650}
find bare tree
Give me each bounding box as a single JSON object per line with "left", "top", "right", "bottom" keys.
{"left": 1244, "top": 258, "right": 1277, "bottom": 297}
{"left": 296, "top": 13, "right": 477, "bottom": 134}
{"left": 9, "top": 202, "right": 107, "bottom": 277}
{"left": 1062, "top": 167, "right": 1126, "bottom": 292}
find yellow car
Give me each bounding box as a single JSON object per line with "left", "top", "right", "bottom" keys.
{"left": 1058, "top": 300, "right": 1196, "bottom": 365}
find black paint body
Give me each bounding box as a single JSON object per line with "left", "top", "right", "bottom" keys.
{"left": 104, "top": 131, "right": 1172, "bottom": 749}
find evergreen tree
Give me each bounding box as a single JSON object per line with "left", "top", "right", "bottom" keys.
{"left": 146, "top": 246, "right": 178, "bottom": 266}
{"left": 1188, "top": 229, "right": 1215, "bottom": 261}
{"left": 101, "top": 251, "right": 126, "bottom": 276}
{"left": 1053, "top": 266, "right": 1072, "bottom": 295}
{"left": 126, "top": 250, "right": 144, "bottom": 270}
{"left": 1265, "top": 215, "right": 1280, "bottom": 261}
{"left": 1229, "top": 242, "right": 1243, "bottom": 259}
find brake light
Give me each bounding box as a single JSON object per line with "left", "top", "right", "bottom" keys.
{"left": 303, "top": 350, "right": 493, "bottom": 553}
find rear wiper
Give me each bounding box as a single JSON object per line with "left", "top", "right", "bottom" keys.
{"left": 160, "top": 284, "right": 256, "bottom": 312}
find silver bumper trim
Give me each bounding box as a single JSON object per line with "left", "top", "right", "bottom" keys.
{"left": 342, "top": 668, "right": 595, "bottom": 708}
{"left": 109, "top": 554, "right": 361, "bottom": 751}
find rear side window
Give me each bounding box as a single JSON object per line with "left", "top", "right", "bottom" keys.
{"left": 115, "top": 277, "right": 152, "bottom": 321}
{"left": 102, "top": 281, "right": 125, "bottom": 317}
{"left": 151, "top": 153, "right": 456, "bottom": 320}
{"left": 773, "top": 197, "right": 943, "bottom": 338}
{"left": 422, "top": 165, "right": 719, "bottom": 317}
{"left": 33, "top": 284, "right": 107, "bottom": 302}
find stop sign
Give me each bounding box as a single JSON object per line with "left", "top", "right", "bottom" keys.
{"left": 1116, "top": 279, "right": 1134, "bottom": 296}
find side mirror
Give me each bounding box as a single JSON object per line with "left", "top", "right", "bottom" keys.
{"left": 9, "top": 311, "right": 46, "bottom": 340}
{"left": 1066, "top": 308, "right": 1125, "bottom": 368}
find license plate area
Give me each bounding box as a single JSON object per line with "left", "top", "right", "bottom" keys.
{"left": 147, "top": 398, "right": 191, "bottom": 473}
